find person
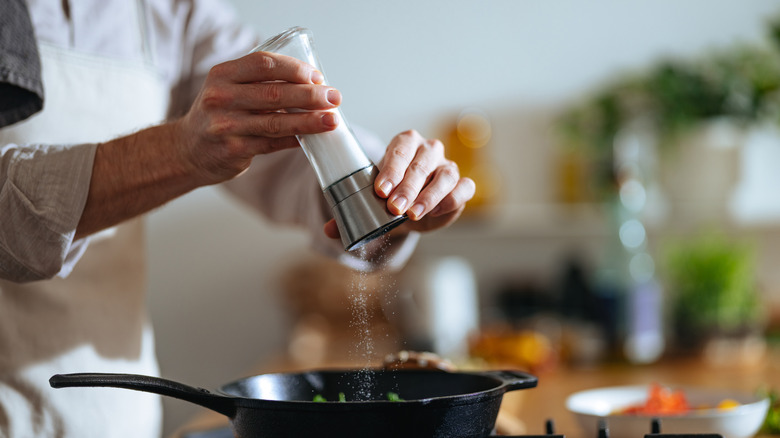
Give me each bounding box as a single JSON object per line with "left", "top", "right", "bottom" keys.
{"left": 0, "top": 1, "right": 475, "bottom": 437}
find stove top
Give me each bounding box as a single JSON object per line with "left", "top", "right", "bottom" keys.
{"left": 182, "top": 427, "right": 233, "bottom": 438}
{"left": 180, "top": 418, "right": 725, "bottom": 438}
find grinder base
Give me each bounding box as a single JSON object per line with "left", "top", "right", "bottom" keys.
{"left": 324, "top": 166, "right": 407, "bottom": 251}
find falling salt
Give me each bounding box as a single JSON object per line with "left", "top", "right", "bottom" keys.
{"left": 347, "top": 239, "right": 393, "bottom": 401}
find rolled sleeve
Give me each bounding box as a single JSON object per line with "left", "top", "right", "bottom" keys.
{"left": 0, "top": 143, "right": 96, "bottom": 282}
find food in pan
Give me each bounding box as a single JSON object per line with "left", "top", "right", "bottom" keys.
{"left": 312, "top": 392, "right": 404, "bottom": 402}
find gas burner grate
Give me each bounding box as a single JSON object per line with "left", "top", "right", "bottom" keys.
{"left": 501, "top": 419, "right": 724, "bottom": 438}
{"left": 181, "top": 418, "right": 725, "bottom": 438}
{"left": 503, "top": 419, "right": 563, "bottom": 437}
{"left": 642, "top": 418, "right": 723, "bottom": 438}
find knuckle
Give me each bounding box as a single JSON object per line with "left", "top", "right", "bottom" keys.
{"left": 384, "top": 168, "right": 405, "bottom": 184}
{"left": 256, "top": 53, "right": 277, "bottom": 71}
{"left": 425, "top": 183, "right": 447, "bottom": 201}
{"left": 309, "top": 85, "right": 324, "bottom": 105}
{"left": 260, "top": 113, "right": 283, "bottom": 135}
{"left": 206, "top": 116, "right": 236, "bottom": 137}
{"left": 208, "top": 61, "right": 231, "bottom": 78}
{"left": 409, "top": 159, "right": 432, "bottom": 176}
{"left": 389, "top": 145, "right": 414, "bottom": 162}
{"left": 414, "top": 193, "right": 437, "bottom": 213}
{"left": 293, "top": 62, "right": 310, "bottom": 81}
{"left": 439, "top": 163, "right": 460, "bottom": 182}
{"left": 378, "top": 160, "right": 406, "bottom": 184}
{"left": 396, "top": 129, "right": 421, "bottom": 142}
{"left": 430, "top": 139, "right": 445, "bottom": 155}
{"left": 261, "top": 83, "right": 284, "bottom": 106}
{"left": 200, "top": 87, "right": 230, "bottom": 110}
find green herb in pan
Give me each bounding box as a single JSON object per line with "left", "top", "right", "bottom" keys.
{"left": 313, "top": 391, "right": 404, "bottom": 402}
{"left": 312, "top": 392, "right": 347, "bottom": 402}
{"left": 387, "top": 392, "right": 404, "bottom": 402}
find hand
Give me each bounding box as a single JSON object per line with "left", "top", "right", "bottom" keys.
{"left": 174, "top": 51, "right": 341, "bottom": 185}
{"left": 376, "top": 130, "right": 475, "bottom": 231}
{"left": 324, "top": 130, "right": 475, "bottom": 239}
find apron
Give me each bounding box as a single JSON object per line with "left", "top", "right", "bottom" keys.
{"left": 0, "top": 2, "right": 169, "bottom": 437}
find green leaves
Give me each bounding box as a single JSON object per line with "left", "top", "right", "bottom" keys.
{"left": 386, "top": 392, "right": 404, "bottom": 402}
{"left": 664, "top": 234, "right": 762, "bottom": 336}
{"left": 759, "top": 387, "right": 780, "bottom": 433}
{"left": 312, "top": 392, "right": 403, "bottom": 402}
{"left": 557, "top": 12, "right": 780, "bottom": 194}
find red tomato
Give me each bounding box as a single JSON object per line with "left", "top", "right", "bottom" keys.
{"left": 619, "top": 383, "right": 691, "bottom": 416}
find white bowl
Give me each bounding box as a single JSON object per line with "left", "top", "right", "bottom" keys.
{"left": 566, "top": 385, "right": 769, "bottom": 438}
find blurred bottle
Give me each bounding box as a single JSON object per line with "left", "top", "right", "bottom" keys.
{"left": 396, "top": 256, "right": 480, "bottom": 361}
{"left": 443, "top": 108, "right": 501, "bottom": 216}
{"left": 555, "top": 143, "right": 590, "bottom": 204}
{"left": 591, "top": 120, "right": 665, "bottom": 364}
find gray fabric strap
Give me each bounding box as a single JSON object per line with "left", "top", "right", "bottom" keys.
{"left": 0, "top": 0, "right": 43, "bottom": 128}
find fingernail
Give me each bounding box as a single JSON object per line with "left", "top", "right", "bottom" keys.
{"left": 378, "top": 180, "right": 393, "bottom": 197}
{"left": 391, "top": 196, "right": 407, "bottom": 212}
{"left": 321, "top": 112, "right": 338, "bottom": 128}
{"left": 410, "top": 203, "right": 424, "bottom": 219}
{"left": 327, "top": 89, "right": 341, "bottom": 106}
{"left": 311, "top": 70, "right": 324, "bottom": 84}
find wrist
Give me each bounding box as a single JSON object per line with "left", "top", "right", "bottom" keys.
{"left": 165, "top": 118, "right": 215, "bottom": 188}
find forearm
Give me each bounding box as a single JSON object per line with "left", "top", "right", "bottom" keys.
{"left": 75, "top": 51, "right": 342, "bottom": 239}
{"left": 75, "top": 120, "right": 200, "bottom": 239}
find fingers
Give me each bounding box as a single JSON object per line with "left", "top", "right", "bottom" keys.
{"left": 210, "top": 110, "right": 339, "bottom": 139}
{"left": 323, "top": 219, "right": 340, "bottom": 240}
{"left": 378, "top": 131, "right": 454, "bottom": 219}
{"left": 375, "top": 130, "right": 429, "bottom": 199}
{"left": 222, "top": 82, "right": 341, "bottom": 112}
{"left": 204, "top": 51, "right": 339, "bottom": 116}
{"left": 429, "top": 177, "right": 476, "bottom": 217}
{"left": 396, "top": 158, "right": 459, "bottom": 220}
{"left": 180, "top": 51, "right": 344, "bottom": 185}
{"left": 242, "top": 135, "right": 302, "bottom": 156}
{"left": 218, "top": 51, "right": 323, "bottom": 85}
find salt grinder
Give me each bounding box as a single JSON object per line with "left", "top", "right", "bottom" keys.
{"left": 252, "top": 27, "right": 407, "bottom": 251}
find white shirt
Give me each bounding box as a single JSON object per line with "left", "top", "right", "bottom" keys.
{"left": 0, "top": 1, "right": 418, "bottom": 436}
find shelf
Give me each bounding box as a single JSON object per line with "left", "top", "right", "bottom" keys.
{"left": 425, "top": 203, "right": 608, "bottom": 241}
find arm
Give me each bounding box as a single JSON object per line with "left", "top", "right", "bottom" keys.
{"left": 1, "top": 51, "right": 340, "bottom": 282}
{"left": 75, "top": 51, "right": 341, "bottom": 239}
{"left": 170, "top": 2, "right": 474, "bottom": 271}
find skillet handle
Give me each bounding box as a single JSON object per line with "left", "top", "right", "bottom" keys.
{"left": 483, "top": 370, "right": 538, "bottom": 392}
{"left": 50, "top": 373, "right": 237, "bottom": 417}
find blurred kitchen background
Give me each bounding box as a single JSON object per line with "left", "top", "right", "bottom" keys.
{"left": 145, "top": 0, "right": 780, "bottom": 434}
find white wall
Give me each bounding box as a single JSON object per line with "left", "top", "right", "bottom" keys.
{"left": 229, "top": 0, "right": 778, "bottom": 143}
{"left": 146, "top": 1, "right": 780, "bottom": 434}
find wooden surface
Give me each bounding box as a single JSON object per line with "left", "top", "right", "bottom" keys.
{"left": 169, "top": 348, "right": 780, "bottom": 438}
{"left": 508, "top": 352, "right": 780, "bottom": 436}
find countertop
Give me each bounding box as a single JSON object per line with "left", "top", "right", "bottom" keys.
{"left": 169, "top": 348, "right": 780, "bottom": 438}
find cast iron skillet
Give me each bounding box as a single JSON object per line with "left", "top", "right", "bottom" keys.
{"left": 50, "top": 369, "right": 537, "bottom": 438}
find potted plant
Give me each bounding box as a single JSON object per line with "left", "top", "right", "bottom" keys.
{"left": 663, "top": 233, "right": 766, "bottom": 363}
{"left": 555, "top": 14, "right": 780, "bottom": 203}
